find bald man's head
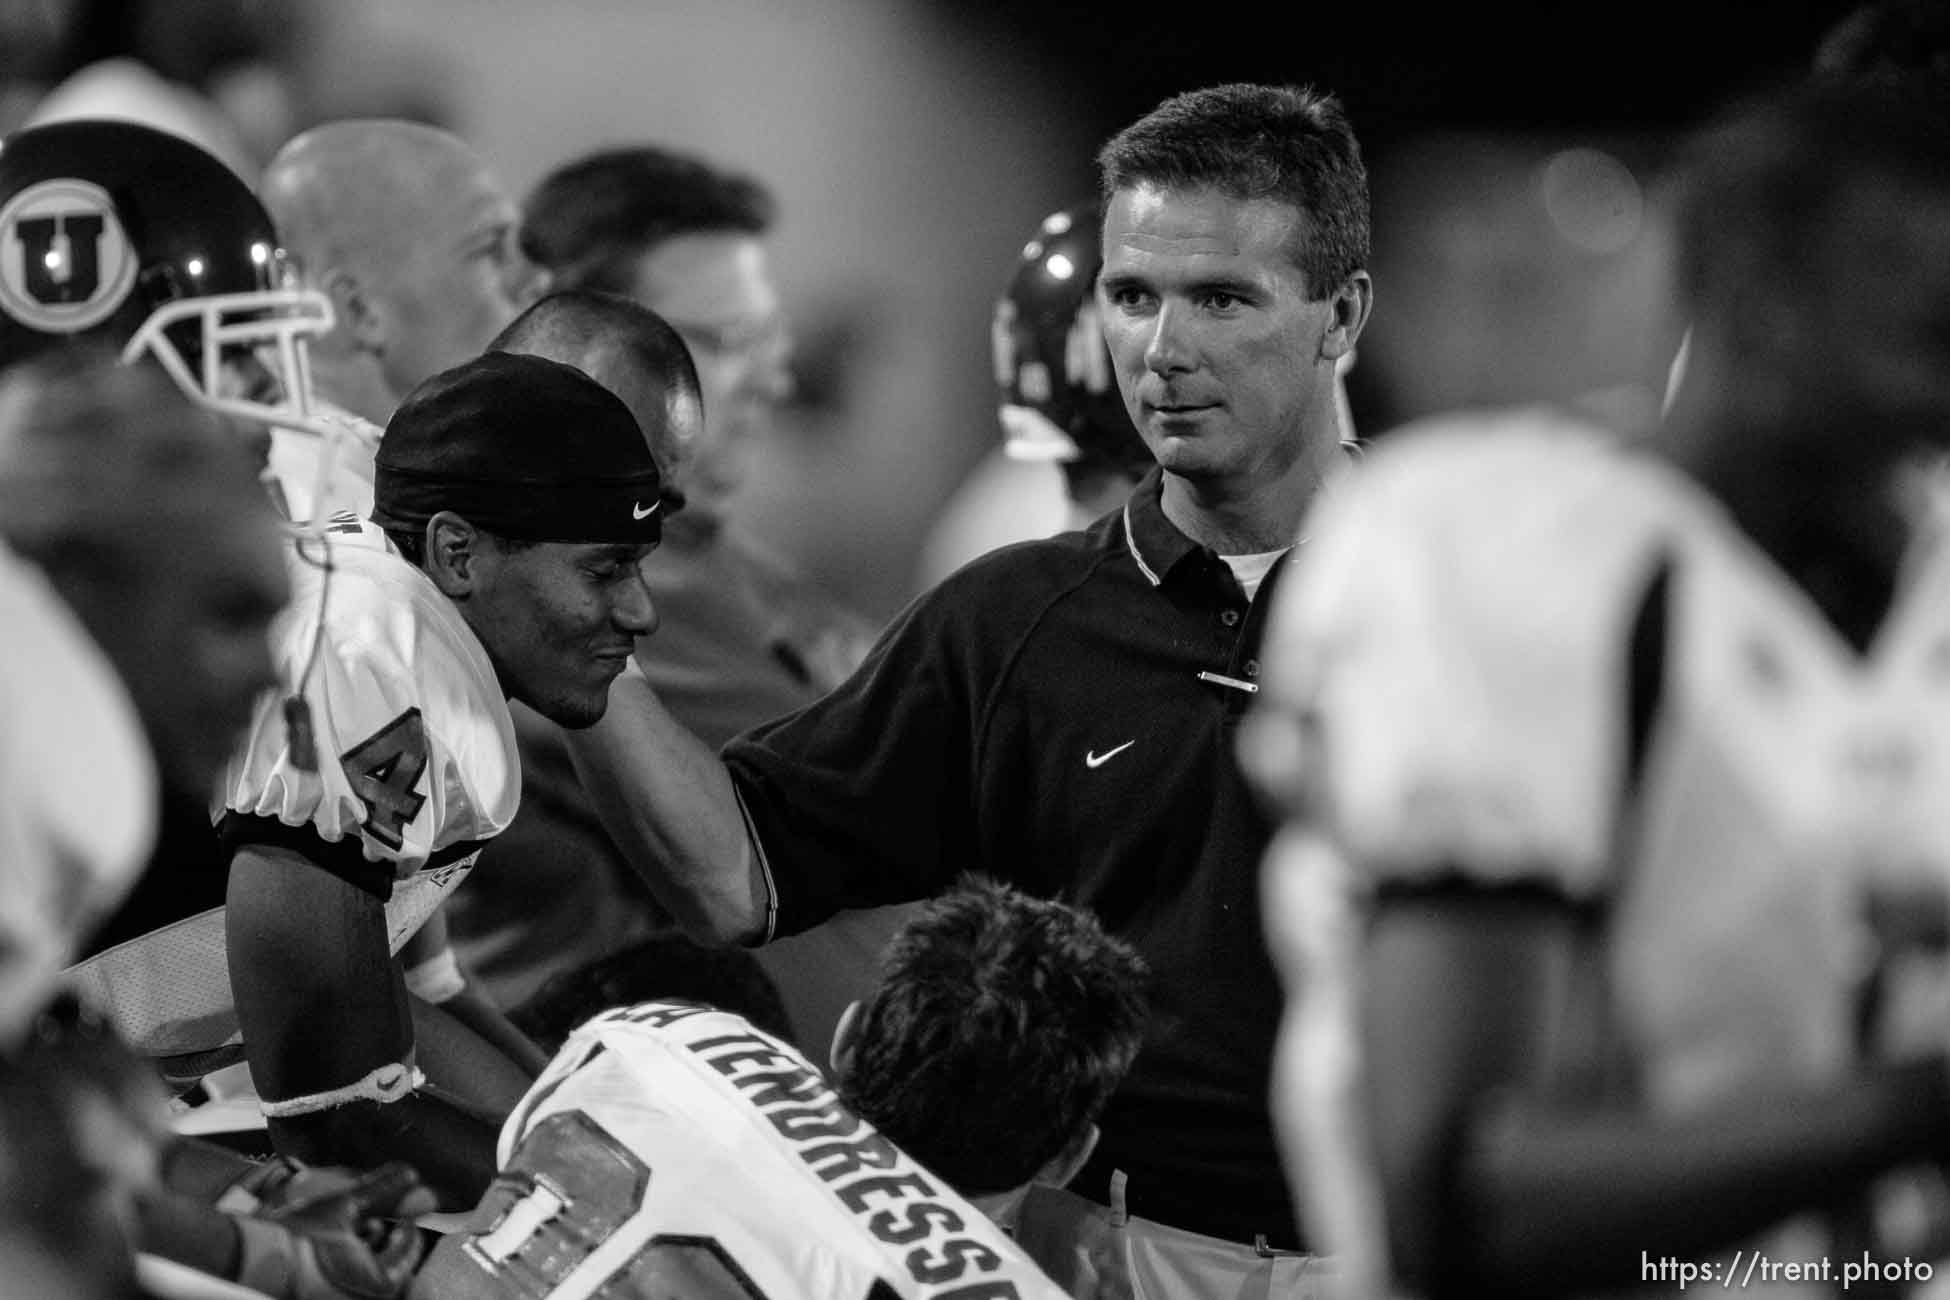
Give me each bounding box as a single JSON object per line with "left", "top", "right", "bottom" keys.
{"left": 259, "top": 119, "right": 540, "bottom": 407}
{"left": 490, "top": 289, "right": 704, "bottom": 479}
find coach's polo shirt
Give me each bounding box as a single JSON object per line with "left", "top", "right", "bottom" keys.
{"left": 723, "top": 466, "right": 1302, "bottom": 1248}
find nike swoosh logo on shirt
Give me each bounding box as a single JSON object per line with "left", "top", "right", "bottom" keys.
{"left": 1085, "top": 740, "right": 1136, "bottom": 769}
{"left": 632, "top": 500, "right": 660, "bottom": 521}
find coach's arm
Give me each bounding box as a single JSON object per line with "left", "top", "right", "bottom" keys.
{"left": 564, "top": 660, "right": 771, "bottom": 946}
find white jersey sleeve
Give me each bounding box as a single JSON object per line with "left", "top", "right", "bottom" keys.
{"left": 67, "top": 522, "right": 519, "bottom": 1059}
{"left": 220, "top": 519, "right": 518, "bottom": 903}
{"left": 1265, "top": 411, "right": 1689, "bottom": 897}
{"left": 0, "top": 544, "right": 155, "bottom": 1047}
{"left": 415, "top": 1001, "right": 1070, "bottom": 1300}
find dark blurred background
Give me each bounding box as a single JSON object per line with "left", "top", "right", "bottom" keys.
{"left": 0, "top": 0, "right": 1864, "bottom": 618}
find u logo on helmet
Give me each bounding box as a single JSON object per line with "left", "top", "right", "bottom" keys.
{"left": 0, "top": 179, "right": 137, "bottom": 334}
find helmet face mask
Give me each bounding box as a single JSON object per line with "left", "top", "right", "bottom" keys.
{"left": 992, "top": 202, "right": 1152, "bottom": 483}
{"left": 0, "top": 119, "right": 336, "bottom": 444}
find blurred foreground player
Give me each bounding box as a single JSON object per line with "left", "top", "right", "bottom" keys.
{"left": 412, "top": 878, "right": 1147, "bottom": 1299}
{"left": 0, "top": 351, "right": 435, "bottom": 1300}
{"left": 1246, "top": 80, "right": 1950, "bottom": 1299}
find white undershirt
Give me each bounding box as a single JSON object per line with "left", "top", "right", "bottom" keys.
{"left": 1221, "top": 547, "right": 1290, "bottom": 602}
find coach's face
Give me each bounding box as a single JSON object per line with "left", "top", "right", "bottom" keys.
{"left": 465, "top": 536, "right": 658, "bottom": 728}
{"left": 1098, "top": 184, "right": 1355, "bottom": 490}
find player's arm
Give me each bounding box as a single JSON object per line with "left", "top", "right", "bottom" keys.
{"left": 138, "top": 1155, "right": 434, "bottom": 1299}
{"left": 1365, "top": 881, "right": 1950, "bottom": 1298}
{"left": 565, "top": 661, "right": 770, "bottom": 946}
{"left": 398, "top": 907, "right": 549, "bottom": 1076}
{"left": 226, "top": 843, "right": 504, "bottom": 1208}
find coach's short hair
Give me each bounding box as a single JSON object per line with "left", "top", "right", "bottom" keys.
{"left": 837, "top": 876, "right": 1148, "bottom": 1196}
{"left": 1097, "top": 82, "right": 1370, "bottom": 297}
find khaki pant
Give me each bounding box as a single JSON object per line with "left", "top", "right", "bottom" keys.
{"left": 1016, "top": 1177, "right": 1335, "bottom": 1300}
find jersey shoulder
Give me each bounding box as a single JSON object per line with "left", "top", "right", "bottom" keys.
{"left": 413, "top": 1001, "right": 1067, "bottom": 1300}
{"left": 1272, "top": 410, "right": 1707, "bottom": 897}
{"left": 221, "top": 526, "right": 518, "bottom": 885}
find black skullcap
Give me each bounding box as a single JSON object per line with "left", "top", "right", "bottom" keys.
{"left": 373, "top": 351, "right": 665, "bottom": 545}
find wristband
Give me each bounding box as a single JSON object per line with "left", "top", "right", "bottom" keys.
{"left": 403, "top": 946, "right": 465, "bottom": 1005}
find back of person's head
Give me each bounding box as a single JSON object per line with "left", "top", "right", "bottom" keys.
{"left": 1812, "top": 0, "right": 1950, "bottom": 97}
{"left": 488, "top": 288, "right": 704, "bottom": 481}
{"left": 0, "top": 344, "right": 287, "bottom": 794}
{"left": 512, "top": 929, "right": 796, "bottom": 1057}
{"left": 1661, "top": 79, "right": 1950, "bottom": 444}
{"left": 0, "top": 344, "right": 265, "bottom": 557}
{"left": 520, "top": 145, "right": 776, "bottom": 295}
{"left": 1096, "top": 82, "right": 1370, "bottom": 296}
{"left": 835, "top": 877, "right": 1148, "bottom": 1198}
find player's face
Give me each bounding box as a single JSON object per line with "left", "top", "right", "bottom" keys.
{"left": 628, "top": 232, "right": 791, "bottom": 510}
{"left": 105, "top": 494, "right": 290, "bottom": 795}
{"left": 387, "top": 173, "right": 538, "bottom": 397}
{"left": 470, "top": 539, "right": 658, "bottom": 729}
{"left": 1098, "top": 185, "right": 1341, "bottom": 488}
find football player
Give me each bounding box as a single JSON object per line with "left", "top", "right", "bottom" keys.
{"left": 1244, "top": 81, "right": 1950, "bottom": 1298}
{"left": 0, "top": 116, "right": 342, "bottom": 515}
{"left": 213, "top": 350, "right": 683, "bottom": 1207}
{"left": 411, "top": 877, "right": 1147, "bottom": 1300}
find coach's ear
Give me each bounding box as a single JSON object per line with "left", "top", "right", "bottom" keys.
{"left": 829, "top": 999, "right": 863, "bottom": 1078}
{"left": 1318, "top": 269, "right": 1373, "bottom": 363}
{"left": 423, "top": 511, "right": 484, "bottom": 598}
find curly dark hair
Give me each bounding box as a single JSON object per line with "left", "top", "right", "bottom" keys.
{"left": 836, "top": 876, "right": 1148, "bottom": 1196}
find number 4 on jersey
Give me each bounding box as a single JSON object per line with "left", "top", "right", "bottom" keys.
{"left": 339, "top": 708, "right": 429, "bottom": 850}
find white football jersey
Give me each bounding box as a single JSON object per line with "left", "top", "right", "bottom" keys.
{"left": 415, "top": 1002, "right": 1069, "bottom": 1300}
{"left": 0, "top": 543, "right": 155, "bottom": 1048}
{"left": 67, "top": 520, "right": 518, "bottom": 1056}
{"left": 263, "top": 400, "right": 383, "bottom": 526}
{"left": 1265, "top": 412, "right": 1950, "bottom": 1291}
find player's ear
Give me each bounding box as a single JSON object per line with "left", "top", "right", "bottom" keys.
{"left": 423, "top": 511, "right": 482, "bottom": 597}
{"left": 829, "top": 999, "right": 863, "bottom": 1078}
{"left": 1318, "top": 270, "right": 1372, "bottom": 363}
{"left": 1036, "top": 1121, "right": 1100, "bottom": 1190}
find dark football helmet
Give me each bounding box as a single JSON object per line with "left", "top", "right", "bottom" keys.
{"left": 0, "top": 118, "right": 334, "bottom": 441}
{"left": 991, "top": 201, "right": 1151, "bottom": 493}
